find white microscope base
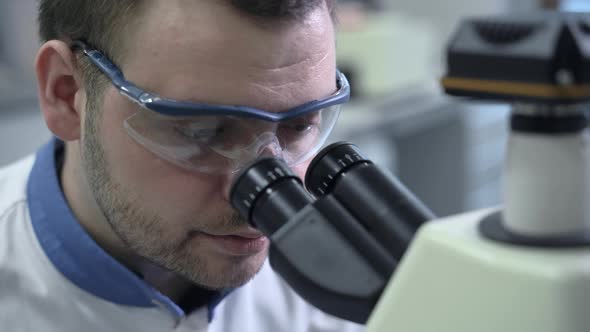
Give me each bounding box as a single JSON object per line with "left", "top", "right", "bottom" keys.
{"left": 366, "top": 208, "right": 590, "bottom": 332}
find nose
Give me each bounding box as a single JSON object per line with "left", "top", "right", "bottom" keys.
{"left": 221, "top": 171, "right": 237, "bottom": 202}
{"left": 256, "top": 139, "right": 283, "bottom": 159}
{"left": 241, "top": 131, "right": 284, "bottom": 165}
{"left": 220, "top": 137, "right": 284, "bottom": 202}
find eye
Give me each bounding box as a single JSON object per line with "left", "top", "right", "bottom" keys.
{"left": 173, "top": 124, "right": 225, "bottom": 142}
{"left": 281, "top": 113, "right": 320, "bottom": 133}
{"left": 292, "top": 123, "right": 313, "bottom": 132}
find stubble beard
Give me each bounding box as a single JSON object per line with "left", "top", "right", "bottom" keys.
{"left": 80, "top": 103, "right": 266, "bottom": 289}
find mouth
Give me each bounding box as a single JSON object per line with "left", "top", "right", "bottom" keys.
{"left": 189, "top": 229, "right": 268, "bottom": 256}
{"left": 199, "top": 228, "right": 265, "bottom": 239}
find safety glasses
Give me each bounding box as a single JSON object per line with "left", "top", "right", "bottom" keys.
{"left": 71, "top": 40, "right": 350, "bottom": 173}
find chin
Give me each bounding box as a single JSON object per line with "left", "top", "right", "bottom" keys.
{"left": 221, "top": 252, "right": 268, "bottom": 287}
{"left": 179, "top": 248, "right": 269, "bottom": 289}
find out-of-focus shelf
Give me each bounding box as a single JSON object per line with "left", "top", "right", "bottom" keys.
{"left": 333, "top": 81, "right": 459, "bottom": 141}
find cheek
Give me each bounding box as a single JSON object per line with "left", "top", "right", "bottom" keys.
{"left": 291, "top": 160, "right": 311, "bottom": 180}
{"left": 98, "top": 92, "right": 154, "bottom": 182}
{"left": 96, "top": 93, "right": 225, "bottom": 214}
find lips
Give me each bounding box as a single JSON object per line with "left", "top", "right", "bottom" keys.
{"left": 201, "top": 228, "right": 264, "bottom": 239}
{"left": 190, "top": 229, "right": 268, "bottom": 256}
{"left": 229, "top": 231, "right": 265, "bottom": 239}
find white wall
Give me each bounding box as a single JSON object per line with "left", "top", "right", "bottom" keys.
{"left": 0, "top": 0, "right": 39, "bottom": 82}
{"left": 382, "top": 0, "right": 530, "bottom": 76}
{"left": 385, "top": 0, "right": 517, "bottom": 33}
{"left": 0, "top": 1, "right": 47, "bottom": 166}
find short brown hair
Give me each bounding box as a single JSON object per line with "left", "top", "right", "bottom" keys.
{"left": 38, "top": 0, "right": 330, "bottom": 111}
{"left": 39, "top": 0, "right": 328, "bottom": 63}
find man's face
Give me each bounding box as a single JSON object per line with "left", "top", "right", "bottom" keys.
{"left": 81, "top": 1, "right": 336, "bottom": 289}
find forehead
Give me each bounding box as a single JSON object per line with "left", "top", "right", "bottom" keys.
{"left": 117, "top": 0, "right": 336, "bottom": 111}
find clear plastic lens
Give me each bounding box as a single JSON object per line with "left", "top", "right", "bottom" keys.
{"left": 124, "top": 106, "right": 341, "bottom": 173}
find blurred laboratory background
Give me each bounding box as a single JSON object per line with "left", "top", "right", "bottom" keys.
{"left": 0, "top": 0, "right": 583, "bottom": 216}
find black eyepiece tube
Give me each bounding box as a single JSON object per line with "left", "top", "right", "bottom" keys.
{"left": 251, "top": 178, "right": 313, "bottom": 235}
{"left": 306, "top": 142, "right": 435, "bottom": 260}
{"left": 230, "top": 158, "right": 314, "bottom": 236}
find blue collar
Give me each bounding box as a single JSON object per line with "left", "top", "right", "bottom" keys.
{"left": 27, "top": 138, "right": 229, "bottom": 321}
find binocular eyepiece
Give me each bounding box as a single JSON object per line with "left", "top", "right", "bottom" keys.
{"left": 231, "top": 142, "right": 433, "bottom": 259}
{"left": 231, "top": 142, "right": 368, "bottom": 235}
{"left": 230, "top": 142, "right": 434, "bottom": 324}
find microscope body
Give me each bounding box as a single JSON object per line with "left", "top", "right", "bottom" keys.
{"left": 369, "top": 12, "right": 590, "bottom": 331}
{"left": 368, "top": 209, "right": 590, "bottom": 332}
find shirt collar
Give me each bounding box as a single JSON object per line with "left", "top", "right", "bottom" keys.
{"left": 27, "top": 138, "right": 230, "bottom": 321}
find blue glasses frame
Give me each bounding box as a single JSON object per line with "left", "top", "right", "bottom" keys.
{"left": 71, "top": 40, "right": 350, "bottom": 121}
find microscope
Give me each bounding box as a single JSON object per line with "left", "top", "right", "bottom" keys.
{"left": 231, "top": 11, "right": 590, "bottom": 332}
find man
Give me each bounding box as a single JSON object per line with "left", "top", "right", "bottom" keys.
{"left": 0, "top": 0, "right": 363, "bottom": 331}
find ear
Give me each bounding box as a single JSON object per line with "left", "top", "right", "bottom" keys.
{"left": 35, "top": 40, "right": 86, "bottom": 141}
